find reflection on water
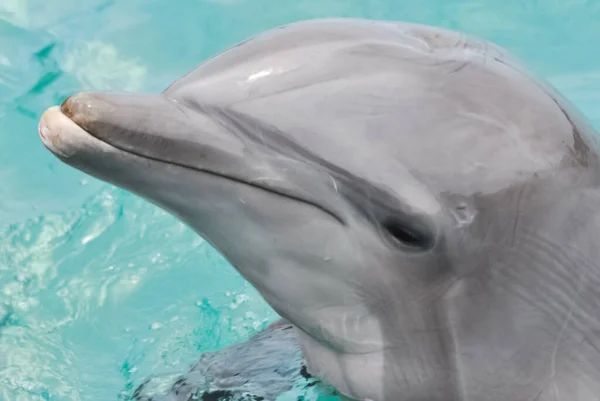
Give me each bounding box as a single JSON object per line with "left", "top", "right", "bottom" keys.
{"left": 1, "top": 0, "right": 599, "bottom": 399}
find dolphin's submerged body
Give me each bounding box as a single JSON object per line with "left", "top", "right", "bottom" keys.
{"left": 38, "top": 19, "right": 600, "bottom": 401}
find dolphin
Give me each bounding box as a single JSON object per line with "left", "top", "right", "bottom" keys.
{"left": 38, "top": 18, "right": 600, "bottom": 401}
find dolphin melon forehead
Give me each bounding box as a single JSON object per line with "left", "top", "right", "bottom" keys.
{"left": 164, "top": 19, "right": 598, "bottom": 200}
{"left": 164, "top": 19, "right": 476, "bottom": 102}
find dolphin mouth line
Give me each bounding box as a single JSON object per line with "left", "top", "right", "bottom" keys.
{"left": 60, "top": 111, "right": 346, "bottom": 225}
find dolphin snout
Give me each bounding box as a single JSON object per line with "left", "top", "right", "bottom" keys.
{"left": 60, "top": 92, "right": 114, "bottom": 132}
{"left": 38, "top": 92, "right": 124, "bottom": 159}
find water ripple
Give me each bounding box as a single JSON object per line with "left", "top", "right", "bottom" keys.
{"left": 0, "top": 186, "right": 277, "bottom": 400}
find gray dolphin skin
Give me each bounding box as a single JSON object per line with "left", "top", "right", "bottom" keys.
{"left": 38, "top": 18, "right": 600, "bottom": 401}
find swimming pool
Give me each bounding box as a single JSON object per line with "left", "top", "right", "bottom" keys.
{"left": 1, "top": 0, "right": 600, "bottom": 399}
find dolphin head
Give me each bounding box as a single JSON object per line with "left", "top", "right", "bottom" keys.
{"left": 45, "top": 18, "right": 599, "bottom": 400}
{"left": 36, "top": 19, "right": 495, "bottom": 400}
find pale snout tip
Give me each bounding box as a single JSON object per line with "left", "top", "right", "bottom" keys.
{"left": 38, "top": 105, "right": 87, "bottom": 158}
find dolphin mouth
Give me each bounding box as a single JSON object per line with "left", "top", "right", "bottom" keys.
{"left": 39, "top": 105, "right": 91, "bottom": 159}
{"left": 40, "top": 94, "right": 345, "bottom": 224}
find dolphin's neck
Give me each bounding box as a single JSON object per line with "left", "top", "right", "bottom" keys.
{"left": 443, "top": 184, "right": 600, "bottom": 400}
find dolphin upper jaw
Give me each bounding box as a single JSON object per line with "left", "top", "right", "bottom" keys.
{"left": 40, "top": 92, "right": 348, "bottom": 225}
{"left": 39, "top": 105, "right": 110, "bottom": 159}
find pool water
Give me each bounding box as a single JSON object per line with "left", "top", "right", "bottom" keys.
{"left": 1, "top": 0, "right": 600, "bottom": 400}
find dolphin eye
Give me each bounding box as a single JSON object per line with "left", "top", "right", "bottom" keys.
{"left": 382, "top": 217, "right": 435, "bottom": 251}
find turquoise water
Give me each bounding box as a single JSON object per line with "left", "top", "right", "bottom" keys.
{"left": 1, "top": 0, "right": 600, "bottom": 400}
